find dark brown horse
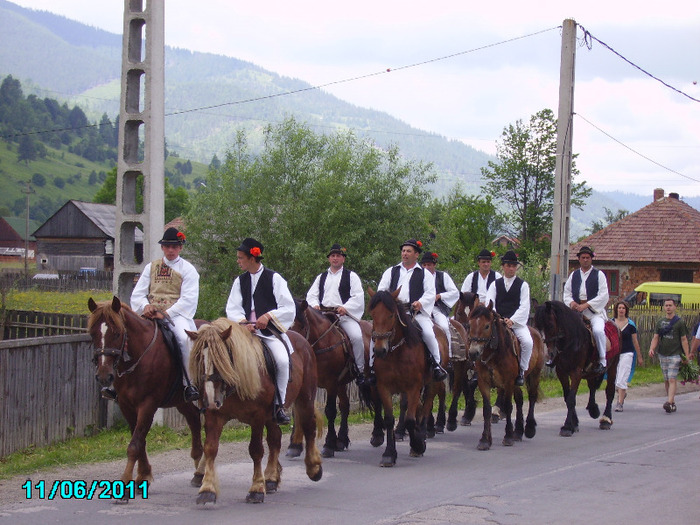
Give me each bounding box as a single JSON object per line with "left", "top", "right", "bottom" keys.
{"left": 289, "top": 300, "right": 372, "bottom": 458}
{"left": 366, "top": 288, "right": 448, "bottom": 467}
{"left": 534, "top": 300, "right": 620, "bottom": 436}
{"left": 186, "top": 318, "right": 322, "bottom": 504}
{"left": 88, "top": 297, "right": 204, "bottom": 498}
{"left": 467, "top": 303, "right": 544, "bottom": 450}
{"left": 449, "top": 291, "right": 481, "bottom": 428}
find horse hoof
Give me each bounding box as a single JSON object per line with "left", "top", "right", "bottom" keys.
{"left": 599, "top": 416, "right": 613, "bottom": 430}
{"left": 513, "top": 435, "right": 523, "bottom": 442}
{"left": 587, "top": 404, "right": 601, "bottom": 419}
{"left": 286, "top": 444, "right": 303, "bottom": 458}
{"left": 190, "top": 473, "right": 204, "bottom": 487}
{"left": 503, "top": 437, "right": 514, "bottom": 446}
{"left": 426, "top": 429, "right": 435, "bottom": 439}
{"left": 446, "top": 421, "right": 457, "bottom": 432}
{"left": 245, "top": 491, "right": 264, "bottom": 504}
{"left": 491, "top": 415, "right": 500, "bottom": 424}
{"left": 309, "top": 465, "right": 323, "bottom": 482}
{"left": 460, "top": 417, "right": 472, "bottom": 426}
{"left": 409, "top": 449, "right": 424, "bottom": 458}
{"left": 559, "top": 428, "right": 573, "bottom": 437}
{"left": 196, "top": 491, "right": 217, "bottom": 505}
{"left": 265, "top": 481, "right": 278, "bottom": 493}
{"left": 335, "top": 440, "right": 349, "bottom": 452}
{"left": 524, "top": 428, "right": 536, "bottom": 439}
{"left": 370, "top": 433, "right": 384, "bottom": 448}
{"left": 394, "top": 433, "right": 405, "bottom": 442}
{"left": 477, "top": 441, "right": 491, "bottom": 451}
{"left": 321, "top": 446, "right": 335, "bottom": 458}
{"left": 435, "top": 426, "right": 444, "bottom": 434}
{"left": 380, "top": 456, "right": 396, "bottom": 467}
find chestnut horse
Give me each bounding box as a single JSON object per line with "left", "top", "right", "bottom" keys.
{"left": 366, "top": 288, "right": 448, "bottom": 467}
{"left": 289, "top": 301, "right": 372, "bottom": 458}
{"left": 88, "top": 297, "right": 204, "bottom": 498}
{"left": 467, "top": 303, "right": 544, "bottom": 450}
{"left": 186, "top": 318, "right": 322, "bottom": 504}
{"left": 533, "top": 300, "right": 620, "bottom": 436}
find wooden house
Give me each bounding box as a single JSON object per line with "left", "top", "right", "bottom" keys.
{"left": 569, "top": 189, "right": 700, "bottom": 300}
{"left": 32, "top": 200, "right": 143, "bottom": 271}
{"left": 0, "top": 217, "right": 39, "bottom": 262}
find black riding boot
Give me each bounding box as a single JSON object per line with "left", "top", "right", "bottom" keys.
{"left": 365, "top": 367, "right": 376, "bottom": 386}
{"left": 515, "top": 368, "right": 524, "bottom": 386}
{"left": 275, "top": 404, "right": 291, "bottom": 425}
{"left": 184, "top": 384, "right": 200, "bottom": 402}
{"left": 432, "top": 359, "right": 448, "bottom": 382}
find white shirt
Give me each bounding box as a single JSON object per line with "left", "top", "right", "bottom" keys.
{"left": 435, "top": 270, "right": 460, "bottom": 310}
{"left": 225, "top": 264, "right": 296, "bottom": 330}
{"left": 461, "top": 270, "right": 503, "bottom": 303}
{"left": 378, "top": 263, "right": 436, "bottom": 317}
{"left": 306, "top": 266, "right": 365, "bottom": 320}
{"left": 485, "top": 276, "right": 530, "bottom": 328}
{"left": 563, "top": 266, "right": 609, "bottom": 317}
{"left": 130, "top": 256, "right": 199, "bottom": 320}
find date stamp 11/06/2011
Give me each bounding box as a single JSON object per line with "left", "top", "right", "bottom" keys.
{"left": 22, "top": 480, "right": 148, "bottom": 500}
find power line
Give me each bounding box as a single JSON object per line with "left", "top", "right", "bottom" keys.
{"left": 575, "top": 113, "right": 699, "bottom": 184}
{"left": 579, "top": 25, "right": 700, "bottom": 104}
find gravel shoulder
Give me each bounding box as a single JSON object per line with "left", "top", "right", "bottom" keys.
{"left": 1, "top": 381, "right": 698, "bottom": 507}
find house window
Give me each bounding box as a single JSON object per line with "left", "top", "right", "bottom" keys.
{"left": 659, "top": 269, "right": 693, "bottom": 283}
{"left": 601, "top": 269, "right": 619, "bottom": 295}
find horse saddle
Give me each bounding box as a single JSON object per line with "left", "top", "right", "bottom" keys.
{"left": 156, "top": 319, "right": 184, "bottom": 378}
{"left": 449, "top": 323, "right": 467, "bottom": 362}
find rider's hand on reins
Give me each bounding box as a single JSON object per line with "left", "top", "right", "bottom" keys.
{"left": 411, "top": 301, "right": 423, "bottom": 312}
{"left": 255, "top": 313, "right": 271, "bottom": 331}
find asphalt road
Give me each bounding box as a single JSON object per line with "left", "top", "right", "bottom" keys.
{"left": 2, "top": 390, "right": 699, "bottom": 525}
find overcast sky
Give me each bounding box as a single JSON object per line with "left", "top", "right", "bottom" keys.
{"left": 12, "top": 0, "right": 700, "bottom": 198}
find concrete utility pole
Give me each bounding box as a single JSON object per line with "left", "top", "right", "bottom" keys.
{"left": 549, "top": 19, "right": 577, "bottom": 301}
{"left": 113, "top": 0, "right": 165, "bottom": 300}
{"left": 21, "top": 181, "right": 35, "bottom": 278}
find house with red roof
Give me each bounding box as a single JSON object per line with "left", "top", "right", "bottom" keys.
{"left": 569, "top": 189, "right": 700, "bottom": 300}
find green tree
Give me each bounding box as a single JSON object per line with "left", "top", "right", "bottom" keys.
{"left": 588, "top": 207, "right": 629, "bottom": 235}
{"left": 186, "top": 118, "right": 435, "bottom": 318}
{"left": 481, "top": 109, "right": 591, "bottom": 254}
{"left": 31, "top": 172, "right": 46, "bottom": 187}
{"left": 17, "top": 135, "right": 36, "bottom": 164}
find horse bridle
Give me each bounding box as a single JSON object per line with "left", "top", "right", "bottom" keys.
{"left": 371, "top": 303, "right": 407, "bottom": 353}
{"left": 92, "top": 317, "right": 159, "bottom": 377}
{"left": 307, "top": 311, "right": 347, "bottom": 355}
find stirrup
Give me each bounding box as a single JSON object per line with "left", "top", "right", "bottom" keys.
{"left": 101, "top": 387, "right": 117, "bottom": 400}
{"left": 184, "top": 384, "right": 200, "bottom": 402}
{"left": 275, "top": 405, "right": 291, "bottom": 425}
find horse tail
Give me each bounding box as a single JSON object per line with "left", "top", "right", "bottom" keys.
{"left": 315, "top": 406, "right": 325, "bottom": 440}
{"left": 357, "top": 383, "right": 375, "bottom": 415}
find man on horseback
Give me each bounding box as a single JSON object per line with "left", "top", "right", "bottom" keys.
{"left": 226, "top": 238, "right": 296, "bottom": 424}
{"left": 375, "top": 238, "right": 448, "bottom": 382}
{"left": 485, "top": 250, "right": 532, "bottom": 386}
{"left": 461, "top": 249, "right": 501, "bottom": 304}
{"left": 563, "top": 246, "right": 609, "bottom": 375}
{"left": 129, "top": 226, "right": 200, "bottom": 402}
{"left": 420, "top": 251, "right": 459, "bottom": 359}
{"left": 306, "top": 243, "right": 367, "bottom": 386}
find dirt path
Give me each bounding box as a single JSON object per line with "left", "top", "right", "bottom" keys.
{"left": 1, "top": 381, "right": 698, "bottom": 507}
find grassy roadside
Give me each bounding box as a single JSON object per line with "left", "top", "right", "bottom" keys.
{"left": 0, "top": 364, "right": 666, "bottom": 480}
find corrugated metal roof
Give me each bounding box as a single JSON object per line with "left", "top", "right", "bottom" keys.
{"left": 71, "top": 201, "right": 143, "bottom": 242}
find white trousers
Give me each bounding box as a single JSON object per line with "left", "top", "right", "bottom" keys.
{"left": 432, "top": 311, "right": 452, "bottom": 357}
{"left": 339, "top": 316, "right": 365, "bottom": 372}
{"left": 256, "top": 331, "right": 292, "bottom": 404}
{"left": 511, "top": 324, "right": 533, "bottom": 372}
{"left": 582, "top": 311, "right": 608, "bottom": 365}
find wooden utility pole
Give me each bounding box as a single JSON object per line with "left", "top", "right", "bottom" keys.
{"left": 549, "top": 19, "right": 577, "bottom": 301}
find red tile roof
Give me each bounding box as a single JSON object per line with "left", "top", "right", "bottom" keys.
{"left": 570, "top": 195, "right": 700, "bottom": 263}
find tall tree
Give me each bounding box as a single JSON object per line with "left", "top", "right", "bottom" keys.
{"left": 481, "top": 109, "right": 591, "bottom": 254}
{"left": 17, "top": 135, "right": 37, "bottom": 164}
{"left": 587, "top": 207, "right": 629, "bottom": 235}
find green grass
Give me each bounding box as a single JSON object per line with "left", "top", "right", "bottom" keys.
{"left": 3, "top": 290, "right": 113, "bottom": 314}
{"left": 0, "top": 364, "right": 667, "bottom": 479}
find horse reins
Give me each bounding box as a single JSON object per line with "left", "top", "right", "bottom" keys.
{"left": 308, "top": 314, "right": 347, "bottom": 355}
{"left": 93, "top": 318, "right": 159, "bottom": 377}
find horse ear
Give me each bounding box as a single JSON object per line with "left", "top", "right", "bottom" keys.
{"left": 474, "top": 296, "right": 480, "bottom": 308}
{"left": 219, "top": 326, "right": 232, "bottom": 341}
{"left": 88, "top": 297, "right": 98, "bottom": 312}
{"left": 367, "top": 287, "right": 376, "bottom": 297}
{"left": 486, "top": 300, "right": 493, "bottom": 311}
{"left": 185, "top": 329, "right": 199, "bottom": 341}
{"left": 391, "top": 287, "right": 402, "bottom": 300}
{"left": 111, "top": 296, "right": 121, "bottom": 313}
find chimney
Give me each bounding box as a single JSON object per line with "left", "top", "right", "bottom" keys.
{"left": 653, "top": 188, "right": 664, "bottom": 201}
{"left": 669, "top": 192, "right": 679, "bottom": 200}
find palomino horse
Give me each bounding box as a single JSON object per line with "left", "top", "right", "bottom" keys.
{"left": 289, "top": 300, "right": 372, "bottom": 458}
{"left": 534, "top": 300, "right": 620, "bottom": 436}
{"left": 88, "top": 297, "right": 203, "bottom": 498}
{"left": 467, "top": 303, "right": 545, "bottom": 450}
{"left": 366, "top": 288, "right": 448, "bottom": 467}
{"left": 186, "top": 318, "right": 322, "bottom": 504}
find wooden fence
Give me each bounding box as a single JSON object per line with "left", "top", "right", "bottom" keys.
{"left": 2, "top": 310, "right": 88, "bottom": 340}
{"left": 0, "top": 334, "right": 104, "bottom": 458}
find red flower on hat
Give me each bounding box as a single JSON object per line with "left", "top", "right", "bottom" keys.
{"left": 177, "top": 232, "right": 186, "bottom": 241}
{"left": 490, "top": 251, "right": 496, "bottom": 257}
{"left": 250, "top": 247, "right": 261, "bottom": 257}
{"left": 416, "top": 240, "right": 422, "bottom": 247}
{"left": 341, "top": 247, "right": 347, "bottom": 254}
{"left": 431, "top": 252, "right": 438, "bottom": 259}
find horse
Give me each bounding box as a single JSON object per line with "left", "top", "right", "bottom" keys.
{"left": 467, "top": 303, "right": 545, "bottom": 450}
{"left": 186, "top": 318, "right": 323, "bottom": 504}
{"left": 87, "top": 296, "right": 204, "bottom": 499}
{"left": 366, "top": 287, "right": 448, "bottom": 467}
{"left": 289, "top": 300, "right": 372, "bottom": 458}
{"left": 533, "top": 300, "right": 620, "bottom": 437}
{"left": 449, "top": 291, "right": 481, "bottom": 429}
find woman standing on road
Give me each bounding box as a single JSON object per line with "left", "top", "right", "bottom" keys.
{"left": 614, "top": 301, "right": 644, "bottom": 411}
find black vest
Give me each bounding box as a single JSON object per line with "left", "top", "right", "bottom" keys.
{"left": 389, "top": 265, "right": 424, "bottom": 303}
{"left": 240, "top": 268, "right": 278, "bottom": 320}
{"left": 571, "top": 268, "right": 599, "bottom": 304}
{"left": 494, "top": 277, "right": 523, "bottom": 319}
{"left": 471, "top": 270, "right": 496, "bottom": 295}
{"left": 434, "top": 270, "right": 451, "bottom": 316}
{"left": 318, "top": 267, "right": 351, "bottom": 306}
